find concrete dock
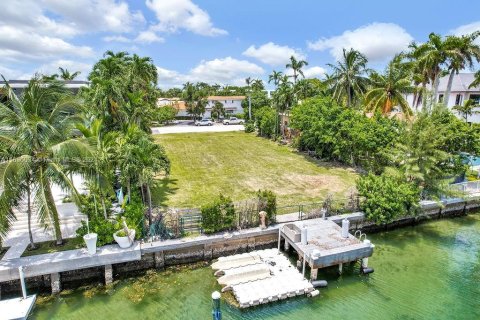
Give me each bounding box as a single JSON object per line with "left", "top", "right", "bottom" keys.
{"left": 0, "top": 295, "right": 36, "bottom": 320}
{"left": 280, "top": 218, "right": 374, "bottom": 278}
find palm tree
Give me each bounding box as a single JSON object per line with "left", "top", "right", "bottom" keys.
{"left": 326, "top": 48, "right": 370, "bottom": 108}
{"left": 58, "top": 67, "right": 81, "bottom": 81}
{"left": 211, "top": 101, "right": 225, "bottom": 121}
{"left": 453, "top": 99, "right": 479, "bottom": 123}
{"left": 0, "top": 77, "right": 90, "bottom": 245}
{"left": 469, "top": 70, "right": 480, "bottom": 89}
{"left": 443, "top": 32, "right": 480, "bottom": 105}
{"left": 364, "top": 56, "right": 414, "bottom": 117}
{"left": 268, "top": 71, "right": 283, "bottom": 88}
{"left": 286, "top": 56, "right": 308, "bottom": 84}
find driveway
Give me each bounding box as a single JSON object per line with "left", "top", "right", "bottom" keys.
{"left": 152, "top": 121, "right": 245, "bottom": 134}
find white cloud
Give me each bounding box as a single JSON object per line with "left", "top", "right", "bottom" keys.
{"left": 308, "top": 23, "right": 413, "bottom": 62}
{"left": 146, "top": 0, "right": 227, "bottom": 36}
{"left": 243, "top": 42, "right": 306, "bottom": 66}
{"left": 0, "top": 26, "right": 93, "bottom": 62}
{"left": 135, "top": 30, "right": 165, "bottom": 44}
{"left": 103, "top": 35, "right": 132, "bottom": 43}
{"left": 42, "top": 0, "right": 145, "bottom": 34}
{"left": 450, "top": 21, "right": 480, "bottom": 44}
{"left": 303, "top": 66, "right": 326, "bottom": 78}
{"left": 157, "top": 57, "right": 264, "bottom": 88}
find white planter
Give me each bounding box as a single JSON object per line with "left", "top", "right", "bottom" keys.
{"left": 113, "top": 230, "right": 136, "bottom": 248}
{"left": 83, "top": 233, "right": 98, "bottom": 255}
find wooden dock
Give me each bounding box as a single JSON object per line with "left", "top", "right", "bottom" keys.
{"left": 280, "top": 218, "right": 374, "bottom": 279}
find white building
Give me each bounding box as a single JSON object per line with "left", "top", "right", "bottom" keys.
{"left": 157, "top": 96, "right": 246, "bottom": 119}
{"left": 407, "top": 73, "right": 480, "bottom": 123}
{"left": 0, "top": 79, "right": 89, "bottom": 96}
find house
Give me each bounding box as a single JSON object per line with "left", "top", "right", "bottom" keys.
{"left": 157, "top": 96, "right": 246, "bottom": 119}
{"left": 204, "top": 96, "right": 245, "bottom": 118}
{"left": 407, "top": 73, "right": 480, "bottom": 123}
{"left": 157, "top": 97, "right": 188, "bottom": 117}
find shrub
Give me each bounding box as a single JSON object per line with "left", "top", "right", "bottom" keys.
{"left": 122, "top": 197, "right": 145, "bottom": 239}
{"left": 257, "top": 190, "right": 276, "bottom": 223}
{"left": 244, "top": 121, "right": 255, "bottom": 133}
{"left": 76, "top": 218, "right": 117, "bottom": 246}
{"left": 357, "top": 173, "right": 420, "bottom": 224}
{"left": 254, "top": 107, "right": 276, "bottom": 138}
{"left": 201, "top": 194, "right": 235, "bottom": 234}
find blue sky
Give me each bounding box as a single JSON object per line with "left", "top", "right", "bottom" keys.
{"left": 1, "top": 0, "right": 480, "bottom": 88}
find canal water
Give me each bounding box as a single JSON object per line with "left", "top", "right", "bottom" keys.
{"left": 32, "top": 214, "right": 480, "bottom": 320}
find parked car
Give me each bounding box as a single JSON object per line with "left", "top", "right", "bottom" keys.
{"left": 195, "top": 118, "right": 213, "bottom": 126}
{"left": 223, "top": 117, "right": 244, "bottom": 125}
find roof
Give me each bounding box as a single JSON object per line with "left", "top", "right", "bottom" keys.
{"left": 438, "top": 73, "right": 479, "bottom": 93}
{"left": 207, "top": 96, "right": 246, "bottom": 101}
{"left": 0, "top": 79, "right": 89, "bottom": 89}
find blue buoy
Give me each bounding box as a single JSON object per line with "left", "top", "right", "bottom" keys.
{"left": 212, "top": 291, "right": 222, "bottom": 320}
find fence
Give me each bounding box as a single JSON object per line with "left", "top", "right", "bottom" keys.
{"left": 451, "top": 181, "right": 480, "bottom": 194}
{"left": 144, "top": 195, "right": 360, "bottom": 240}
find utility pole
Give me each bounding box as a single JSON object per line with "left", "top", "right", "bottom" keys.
{"left": 248, "top": 94, "right": 252, "bottom": 120}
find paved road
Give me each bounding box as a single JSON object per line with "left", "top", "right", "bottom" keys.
{"left": 152, "top": 122, "right": 245, "bottom": 134}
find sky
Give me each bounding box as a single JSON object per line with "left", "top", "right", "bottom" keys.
{"left": 1, "top": 0, "right": 480, "bottom": 89}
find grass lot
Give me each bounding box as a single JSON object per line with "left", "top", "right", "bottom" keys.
{"left": 21, "top": 238, "right": 83, "bottom": 257}
{"left": 152, "top": 132, "right": 357, "bottom": 208}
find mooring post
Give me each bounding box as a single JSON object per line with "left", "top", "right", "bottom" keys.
{"left": 105, "top": 264, "right": 113, "bottom": 285}
{"left": 212, "top": 291, "right": 222, "bottom": 320}
{"left": 277, "top": 226, "right": 282, "bottom": 253}
{"left": 311, "top": 268, "right": 318, "bottom": 280}
{"left": 18, "top": 266, "right": 27, "bottom": 299}
{"left": 338, "top": 263, "right": 343, "bottom": 275}
{"left": 51, "top": 272, "right": 61, "bottom": 294}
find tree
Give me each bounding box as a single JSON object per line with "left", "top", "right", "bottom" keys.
{"left": 182, "top": 82, "right": 207, "bottom": 120}
{"left": 326, "top": 48, "right": 370, "bottom": 108}
{"left": 453, "top": 99, "right": 480, "bottom": 123}
{"left": 58, "top": 67, "right": 81, "bottom": 81}
{"left": 0, "top": 77, "right": 91, "bottom": 245}
{"left": 364, "top": 56, "right": 414, "bottom": 117}
{"left": 211, "top": 101, "right": 225, "bottom": 121}
{"left": 357, "top": 173, "right": 420, "bottom": 224}
{"left": 156, "top": 105, "right": 177, "bottom": 124}
{"left": 268, "top": 70, "right": 283, "bottom": 87}
{"left": 443, "top": 32, "right": 480, "bottom": 105}
{"left": 286, "top": 56, "right": 308, "bottom": 84}
{"left": 469, "top": 70, "right": 480, "bottom": 89}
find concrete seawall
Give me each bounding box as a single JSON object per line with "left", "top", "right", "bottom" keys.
{"left": 0, "top": 196, "right": 478, "bottom": 297}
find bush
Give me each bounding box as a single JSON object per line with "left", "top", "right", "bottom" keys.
{"left": 357, "top": 173, "right": 420, "bottom": 224}
{"left": 254, "top": 107, "right": 276, "bottom": 138}
{"left": 156, "top": 105, "right": 177, "bottom": 124}
{"left": 244, "top": 121, "right": 255, "bottom": 133}
{"left": 122, "top": 197, "right": 145, "bottom": 239}
{"left": 76, "top": 218, "right": 117, "bottom": 246}
{"left": 201, "top": 194, "right": 235, "bottom": 234}
{"left": 257, "top": 190, "right": 276, "bottom": 223}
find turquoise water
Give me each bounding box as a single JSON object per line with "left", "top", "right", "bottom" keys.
{"left": 32, "top": 215, "right": 480, "bottom": 319}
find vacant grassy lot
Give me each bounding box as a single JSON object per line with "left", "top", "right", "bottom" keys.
{"left": 152, "top": 132, "right": 357, "bottom": 208}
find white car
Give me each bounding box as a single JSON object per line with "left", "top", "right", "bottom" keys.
{"left": 223, "top": 117, "right": 244, "bottom": 125}
{"left": 195, "top": 119, "right": 213, "bottom": 126}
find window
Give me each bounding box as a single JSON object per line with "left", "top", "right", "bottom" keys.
{"left": 438, "top": 94, "right": 444, "bottom": 103}
{"left": 469, "top": 94, "right": 480, "bottom": 104}
{"left": 455, "top": 94, "right": 462, "bottom": 105}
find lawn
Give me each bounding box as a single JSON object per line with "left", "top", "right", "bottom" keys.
{"left": 21, "top": 238, "right": 83, "bottom": 257}
{"left": 152, "top": 132, "right": 358, "bottom": 208}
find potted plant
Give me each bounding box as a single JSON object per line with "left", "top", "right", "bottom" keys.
{"left": 83, "top": 218, "right": 98, "bottom": 255}
{"left": 113, "top": 218, "right": 136, "bottom": 248}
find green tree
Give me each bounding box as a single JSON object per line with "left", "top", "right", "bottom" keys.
{"left": 453, "top": 99, "right": 480, "bottom": 123}
{"left": 254, "top": 106, "right": 276, "bottom": 138}
{"left": 58, "top": 67, "right": 81, "bottom": 81}
{"left": 443, "top": 32, "right": 480, "bottom": 106}
{"left": 268, "top": 70, "right": 283, "bottom": 87}
{"left": 156, "top": 105, "right": 177, "bottom": 124}
{"left": 286, "top": 56, "right": 308, "bottom": 84}
{"left": 0, "top": 77, "right": 91, "bottom": 245}
{"left": 211, "top": 101, "right": 225, "bottom": 121}
{"left": 182, "top": 82, "right": 207, "bottom": 120}
{"left": 357, "top": 173, "right": 420, "bottom": 224}
{"left": 326, "top": 48, "right": 370, "bottom": 108}
{"left": 365, "top": 56, "right": 414, "bottom": 116}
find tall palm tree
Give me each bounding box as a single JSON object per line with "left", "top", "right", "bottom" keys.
{"left": 286, "top": 56, "right": 308, "bottom": 84}
{"left": 364, "top": 56, "right": 414, "bottom": 117}
{"left": 0, "top": 77, "right": 91, "bottom": 245}
{"left": 443, "top": 32, "right": 480, "bottom": 105}
{"left": 58, "top": 67, "right": 81, "bottom": 81}
{"left": 268, "top": 71, "right": 283, "bottom": 88}
{"left": 326, "top": 48, "right": 370, "bottom": 108}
